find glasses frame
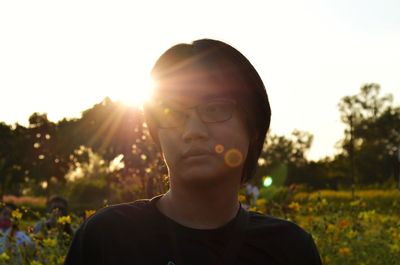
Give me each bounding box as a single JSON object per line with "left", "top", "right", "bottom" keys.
{"left": 151, "top": 98, "right": 238, "bottom": 129}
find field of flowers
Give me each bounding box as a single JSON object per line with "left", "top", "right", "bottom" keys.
{"left": 1, "top": 188, "right": 399, "bottom": 265}
{"left": 247, "top": 188, "right": 400, "bottom": 265}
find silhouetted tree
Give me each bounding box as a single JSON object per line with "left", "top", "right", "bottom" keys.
{"left": 338, "top": 83, "right": 400, "bottom": 185}
{"left": 256, "top": 130, "right": 314, "bottom": 187}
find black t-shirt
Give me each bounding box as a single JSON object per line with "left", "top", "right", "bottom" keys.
{"left": 65, "top": 195, "right": 322, "bottom": 265}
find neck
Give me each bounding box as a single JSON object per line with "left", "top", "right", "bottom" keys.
{"left": 157, "top": 177, "right": 241, "bottom": 229}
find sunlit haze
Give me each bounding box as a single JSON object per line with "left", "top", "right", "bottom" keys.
{"left": 1, "top": 0, "right": 400, "bottom": 160}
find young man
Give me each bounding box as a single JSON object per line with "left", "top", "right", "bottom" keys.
{"left": 0, "top": 203, "right": 33, "bottom": 254}
{"left": 65, "top": 39, "right": 322, "bottom": 265}
{"left": 33, "top": 195, "right": 74, "bottom": 236}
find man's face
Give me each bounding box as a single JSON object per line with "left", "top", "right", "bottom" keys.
{"left": 154, "top": 73, "right": 251, "bottom": 187}
{"left": 0, "top": 207, "right": 12, "bottom": 221}
{"left": 49, "top": 201, "right": 66, "bottom": 218}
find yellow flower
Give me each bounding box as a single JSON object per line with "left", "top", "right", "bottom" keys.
{"left": 248, "top": 206, "right": 261, "bottom": 213}
{"left": 288, "top": 202, "right": 301, "bottom": 212}
{"left": 30, "top": 261, "right": 43, "bottom": 265}
{"left": 338, "top": 247, "right": 352, "bottom": 256}
{"left": 389, "top": 243, "right": 399, "bottom": 254}
{"left": 57, "top": 215, "right": 71, "bottom": 225}
{"left": 346, "top": 229, "right": 358, "bottom": 239}
{"left": 350, "top": 200, "right": 359, "bottom": 206}
{"left": 57, "top": 256, "right": 66, "bottom": 264}
{"left": 85, "top": 210, "right": 96, "bottom": 219}
{"left": 43, "top": 238, "right": 57, "bottom": 247}
{"left": 327, "top": 223, "right": 336, "bottom": 233}
{"left": 0, "top": 252, "right": 10, "bottom": 261}
{"left": 255, "top": 198, "right": 266, "bottom": 207}
{"left": 323, "top": 255, "right": 331, "bottom": 264}
{"left": 238, "top": 195, "right": 246, "bottom": 203}
{"left": 379, "top": 215, "right": 389, "bottom": 223}
{"left": 358, "top": 210, "right": 376, "bottom": 221}
{"left": 11, "top": 209, "right": 22, "bottom": 220}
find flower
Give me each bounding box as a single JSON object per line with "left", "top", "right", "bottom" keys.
{"left": 255, "top": 198, "right": 266, "bottom": 207}
{"left": 338, "top": 219, "right": 350, "bottom": 229}
{"left": 30, "top": 261, "right": 43, "bottom": 265}
{"left": 389, "top": 243, "right": 399, "bottom": 254}
{"left": 57, "top": 215, "right": 71, "bottom": 225}
{"left": 327, "top": 223, "right": 336, "bottom": 234}
{"left": 0, "top": 253, "right": 10, "bottom": 262}
{"left": 11, "top": 209, "right": 22, "bottom": 220}
{"left": 346, "top": 229, "right": 358, "bottom": 239}
{"left": 288, "top": 202, "right": 301, "bottom": 212}
{"left": 323, "top": 255, "right": 331, "bottom": 264}
{"left": 43, "top": 238, "right": 57, "bottom": 247}
{"left": 338, "top": 247, "right": 352, "bottom": 256}
{"left": 85, "top": 210, "right": 96, "bottom": 219}
{"left": 238, "top": 195, "right": 246, "bottom": 203}
{"left": 358, "top": 210, "right": 376, "bottom": 221}
{"left": 350, "top": 199, "right": 361, "bottom": 207}
{"left": 57, "top": 256, "right": 66, "bottom": 264}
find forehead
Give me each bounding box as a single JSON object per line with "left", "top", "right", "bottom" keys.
{"left": 153, "top": 67, "right": 239, "bottom": 106}
{"left": 51, "top": 201, "right": 65, "bottom": 207}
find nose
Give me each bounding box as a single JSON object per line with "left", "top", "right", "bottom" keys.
{"left": 181, "top": 109, "right": 209, "bottom": 142}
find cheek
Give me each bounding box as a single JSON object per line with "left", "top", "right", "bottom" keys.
{"left": 158, "top": 131, "right": 180, "bottom": 163}
{"left": 214, "top": 121, "right": 250, "bottom": 167}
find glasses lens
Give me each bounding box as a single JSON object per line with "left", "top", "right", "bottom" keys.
{"left": 198, "top": 100, "right": 235, "bottom": 123}
{"left": 151, "top": 99, "right": 236, "bottom": 128}
{"left": 153, "top": 105, "right": 186, "bottom": 128}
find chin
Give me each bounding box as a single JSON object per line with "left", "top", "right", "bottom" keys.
{"left": 173, "top": 167, "right": 236, "bottom": 188}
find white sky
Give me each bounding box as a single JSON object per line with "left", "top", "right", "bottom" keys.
{"left": 1, "top": 0, "right": 399, "bottom": 160}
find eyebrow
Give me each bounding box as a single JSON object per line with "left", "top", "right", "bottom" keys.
{"left": 201, "top": 93, "right": 229, "bottom": 100}
{"left": 159, "top": 93, "right": 230, "bottom": 107}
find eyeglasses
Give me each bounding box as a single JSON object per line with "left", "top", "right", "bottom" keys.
{"left": 150, "top": 98, "right": 237, "bottom": 128}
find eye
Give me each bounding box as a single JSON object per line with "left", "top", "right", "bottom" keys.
{"left": 204, "top": 104, "right": 219, "bottom": 113}
{"left": 204, "top": 101, "right": 230, "bottom": 113}
{"left": 156, "top": 106, "right": 187, "bottom": 128}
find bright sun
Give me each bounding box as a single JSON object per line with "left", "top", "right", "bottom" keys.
{"left": 112, "top": 76, "right": 155, "bottom": 108}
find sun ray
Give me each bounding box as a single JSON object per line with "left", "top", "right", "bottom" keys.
{"left": 113, "top": 76, "right": 155, "bottom": 109}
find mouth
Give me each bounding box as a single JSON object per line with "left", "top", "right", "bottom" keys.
{"left": 182, "top": 148, "right": 212, "bottom": 159}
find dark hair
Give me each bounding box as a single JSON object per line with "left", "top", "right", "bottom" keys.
{"left": 144, "top": 39, "right": 271, "bottom": 183}
{"left": 47, "top": 195, "right": 68, "bottom": 214}
{"left": 1, "top": 202, "right": 17, "bottom": 211}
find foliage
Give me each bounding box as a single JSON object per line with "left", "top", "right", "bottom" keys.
{"left": 1, "top": 83, "right": 399, "bottom": 199}
{"left": 241, "top": 187, "right": 400, "bottom": 265}
{"left": 338, "top": 83, "right": 400, "bottom": 185}
{"left": 0, "top": 98, "right": 167, "bottom": 201}
{"left": 256, "top": 130, "right": 313, "bottom": 186}
{"left": 1, "top": 189, "right": 399, "bottom": 264}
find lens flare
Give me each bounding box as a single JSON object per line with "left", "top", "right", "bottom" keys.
{"left": 224, "top": 148, "right": 243, "bottom": 168}
{"left": 214, "top": 144, "right": 224, "bottom": 154}
{"left": 263, "top": 176, "right": 273, "bottom": 187}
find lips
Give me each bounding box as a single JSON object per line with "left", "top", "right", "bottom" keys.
{"left": 182, "top": 148, "right": 212, "bottom": 158}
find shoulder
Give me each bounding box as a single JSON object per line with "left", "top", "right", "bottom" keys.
{"left": 246, "top": 211, "right": 313, "bottom": 247}
{"left": 245, "top": 211, "right": 322, "bottom": 264}
{"left": 15, "top": 230, "right": 32, "bottom": 245}
{"left": 248, "top": 211, "right": 305, "bottom": 231}
{"left": 80, "top": 198, "right": 156, "bottom": 234}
